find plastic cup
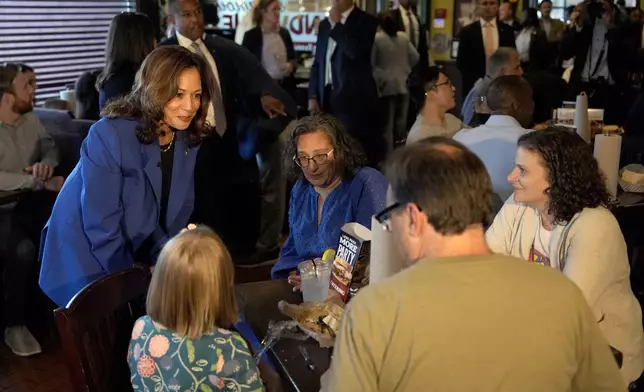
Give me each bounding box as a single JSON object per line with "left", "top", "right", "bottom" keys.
{"left": 298, "top": 259, "right": 331, "bottom": 303}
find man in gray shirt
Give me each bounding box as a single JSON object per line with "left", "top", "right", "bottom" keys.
{"left": 0, "top": 63, "right": 63, "bottom": 356}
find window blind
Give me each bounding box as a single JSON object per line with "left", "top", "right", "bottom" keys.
{"left": 0, "top": 0, "right": 136, "bottom": 104}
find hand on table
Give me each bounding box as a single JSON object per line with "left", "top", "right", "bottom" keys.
{"left": 25, "top": 162, "right": 54, "bottom": 182}
{"left": 288, "top": 272, "right": 302, "bottom": 292}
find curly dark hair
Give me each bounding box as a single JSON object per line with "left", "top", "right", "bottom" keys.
{"left": 283, "top": 114, "right": 367, "bottom": 182}
{"left": 101, "top": 46, "right": 215, "bottom": 146}
{"left": 517, "top": 127, "right": 611, "bottom": 224}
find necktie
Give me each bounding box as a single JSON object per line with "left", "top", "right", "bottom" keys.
{"left": 407, "top": 10, "right": 417, "bottom": 48}
{"left": 190, "top": 41, "right": 227, "bottom": 135}
{"left": 484, "top": 23, "right": 495, "bottom": 59}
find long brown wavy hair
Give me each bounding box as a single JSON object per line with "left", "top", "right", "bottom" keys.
{"left": 101, "top": 45, "right": 215, "bottom": 146}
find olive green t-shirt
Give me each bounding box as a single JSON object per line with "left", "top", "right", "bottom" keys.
{"left": 325, "top": 254, "right": 626, "bottom": 392}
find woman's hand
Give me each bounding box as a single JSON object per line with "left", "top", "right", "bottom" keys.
{"left": 287, "top": 272, "right": 301, "bottom": 292}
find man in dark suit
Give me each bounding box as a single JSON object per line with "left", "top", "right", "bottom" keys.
{"left": 308, "top": 0, "right": 382, "bottom": 165}
{"left": 560, "top": 0, "right": 636, "bottom": 125}
{"left": 162, "top": 0, "right": 297, "bottom": 261}
{"left": 457, "top": 0, "right": 516, "bottom": 97}
{"left": 390, "top": 0, "right": 430, "bottom": 129}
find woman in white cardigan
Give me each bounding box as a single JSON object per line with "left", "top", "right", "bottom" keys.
{"left": 486, "top": 128, "right": 644, "bottom": 384}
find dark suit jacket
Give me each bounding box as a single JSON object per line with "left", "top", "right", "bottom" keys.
{"left": 309, "top": 8, "right": 378, "bottom": 113}
{"left": 241, "top": 26, "right": 297, "bottom": 96}
{"left": 560, "top": 19, "right": 635, "bottom": 92}
{"left": 158, "top": 35, "right": 296, "bottom": 254}
{"left": 456, "top": 20, "right": 516, "bottom": 95}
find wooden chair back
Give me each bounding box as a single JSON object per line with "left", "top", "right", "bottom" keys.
{"left": 54, "top": 268, "right": 151, "bottom": 392}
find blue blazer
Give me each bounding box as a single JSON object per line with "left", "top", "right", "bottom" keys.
{"left": 39, "top": 117, "right": 199, "bottom": 306}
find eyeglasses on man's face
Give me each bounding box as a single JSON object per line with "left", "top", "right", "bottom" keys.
{"left": 294, "top": 149, "right": 334, "bottom": 168}
{"left": 425, "top": 80, "right": 453, "bottom": 96}
{"left": 375, "top": 201, "right": 425, "bottom": 232}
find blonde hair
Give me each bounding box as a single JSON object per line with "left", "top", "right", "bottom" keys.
{"left": 146, "top": 226, "right": 238, "bottom": 338}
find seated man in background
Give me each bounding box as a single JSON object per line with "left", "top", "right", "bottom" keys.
{"left": 461, "top": 48, "right": 523, "bottom": 126}
{"left": 453, "top": 75, "right": 533, "bottom": 201}
{"left": 0, "top": 64, "right": 63, "bottom": 356}
{"left": 323, "top": 137, "right": 625, "bottom": 391}
{"left": 406, "top": 66, "right": 463, "bottom": 144}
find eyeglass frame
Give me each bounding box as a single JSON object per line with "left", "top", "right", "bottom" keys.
{"left": 374, "top": 201, "right": 424, "bottom": 232}
{"left": 293, "top": 149, "right": 335, "bottom": 168}
{"left": 424, "top": 80, "right": 453, "bottom": 96}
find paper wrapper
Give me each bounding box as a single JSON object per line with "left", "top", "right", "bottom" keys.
{"left": 594, "top": 133, "right": 622, "bottom": 200}
{"left": 278, "top": 298, "right": 345, "bottom": 348}
{"left": 329, "top": 223, "right": 371, "bottom": 302}
{"left": 369, "top": 216, "right": 405, "bottom": 283}
{"left": 575, "top": 92, "right": 590, "bottom": 143}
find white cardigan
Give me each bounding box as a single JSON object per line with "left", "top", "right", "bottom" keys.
{"left": 486, "top": 196, "right": 644, "bottom": 383}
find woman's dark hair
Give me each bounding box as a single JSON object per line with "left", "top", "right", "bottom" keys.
{"left": 101, "top": 46, "right": 215, "bottom": 146}
{"left": 283, "top": 114, "right": 366, "bottom": 181}
{"left": 385, "top": 137, "right": 494, "bottom": 234}
{"left": 97, "top": 12, "right": 156, "bottom": 89}
{"left": 521, "top": 8, "right": 541, "bottom": 30}
{"left": 252, "top": 0, "right": 279, "bottom": 26}
{"left": 377, "top": 11, "right": 398, "bottom": 37}
{"left": 517, "top": 128, "right": 611, "bottom": 224}
{"left": 75, "top": 69, "right": 101, "bottom": 120}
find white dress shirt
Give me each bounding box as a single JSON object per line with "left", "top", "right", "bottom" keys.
{"left": 399, "top": 5, "right": 420, "bottom": 48}
{"left": 580, "top": 19, "right": 613, "bottom": 84}
{"left": 453, "top": 115, "right": 530, "bottom": 200}
{"left": 325, "top": 6, "right": 355, "bottom": 87}
{"left": 516, "top": 28, "right": 533, "bottom": 63}
{"left": 176, "top": 31, "right": 222, "bottom": 130}
{"left": 480, "top": 18, "right": 499, "bottom": 56}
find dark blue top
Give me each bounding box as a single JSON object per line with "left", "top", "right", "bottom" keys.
{"left": 271, "top": 167, "right": 388, "bottom": 279}
{"left": 98, "top": 66, "right": 137, "bottom": 109}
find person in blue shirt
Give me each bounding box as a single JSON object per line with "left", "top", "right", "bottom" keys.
{"left": 129, "top": 226, "right": 280, "bottom": 391}
{"left": 272, "top": 114, "right": 388, "bottom": 280}
{"left": 39, "top": 46, "right": 215, "bottom": 307}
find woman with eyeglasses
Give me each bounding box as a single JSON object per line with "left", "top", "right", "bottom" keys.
{"left": 406, "top": 66, "right": 464, "bottom": 145}
{"left": 271, "top": 114, "right": 388, "bottom": 280}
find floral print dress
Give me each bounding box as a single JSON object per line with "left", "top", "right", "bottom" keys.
{"left": 128, "top": 315, "right": 265, "bottom": 392}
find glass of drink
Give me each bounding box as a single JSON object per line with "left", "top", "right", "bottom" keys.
{"left": 298, "top": 259, "right": 331, "bottom": 303}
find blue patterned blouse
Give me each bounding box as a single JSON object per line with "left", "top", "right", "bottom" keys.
{"left": 128, "top": 315, "right": 265, "bottom": 392}
{"left": 271, "top": 167, "right": 389, "bottom": 279}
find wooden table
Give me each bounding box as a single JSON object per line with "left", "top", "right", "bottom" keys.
{"left": 236, "top": 280, "right": 331, "bottom": 392}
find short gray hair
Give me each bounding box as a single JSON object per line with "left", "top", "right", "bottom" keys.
{"left": 486, "top": 75, "right": 532, "bottom": 112}
{"left": 486, "top": 47, "right": 518, "bottom": 78}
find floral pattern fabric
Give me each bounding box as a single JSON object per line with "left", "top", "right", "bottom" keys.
{"left": 128, "top": 315, "right": 265, "bottom": 392}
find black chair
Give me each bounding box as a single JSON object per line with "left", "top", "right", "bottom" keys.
{"left": 54, "top": 267, "right": 150, "bottom": 392}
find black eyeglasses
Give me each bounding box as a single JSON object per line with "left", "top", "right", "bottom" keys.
{"left": 375, "top": 201, "right": 425, "bottom": 231}
{"left": 293, "top": 149, "right": 334, "bottom": 168}
{"left": 425, "top": 80, "right": 452, "bottom": 95}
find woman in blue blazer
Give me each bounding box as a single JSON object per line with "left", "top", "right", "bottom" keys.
{"left": 39, "top": 46, "right": 216, "bottom": 306}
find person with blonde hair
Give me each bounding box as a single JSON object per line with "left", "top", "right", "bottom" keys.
{"left": 128, "top": 227, "right": 279, "bottom": 390}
